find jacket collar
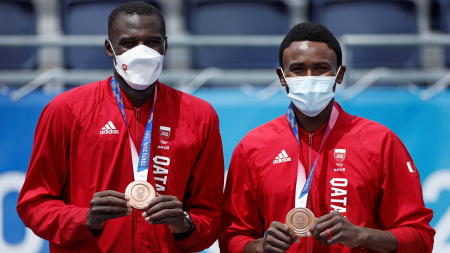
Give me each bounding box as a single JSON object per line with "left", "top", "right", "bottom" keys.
{"left": 103, "top": 76, "right": 161, "bottom": 110}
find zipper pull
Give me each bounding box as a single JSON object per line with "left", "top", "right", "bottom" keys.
{"left": 135, "top": 107, "right": 140, "bottom": 120}
{"left": 308, "top": 133, "right": 313, "bottom": 146}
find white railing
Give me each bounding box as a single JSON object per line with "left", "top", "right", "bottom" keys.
{"left": 1, "top": 34, "right": 450, "bottom": 100}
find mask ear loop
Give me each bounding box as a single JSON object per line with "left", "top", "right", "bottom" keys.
{"left": 277, "top": 67, "right": 290, "bottom": 94}
{"left": 107, "top": 39, "right": 118, "bottom": 65}
{"left": 332, "top": 66, "right": 343, "bottom": 92}
{"left": 334, "top": 66, "right": 342, "bottom": 83}
{"left": 279, "top": 67, "right": 286, "bottom": 79}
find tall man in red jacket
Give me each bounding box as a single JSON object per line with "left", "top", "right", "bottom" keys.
{"left": 220, "top": 23, "right": 434, "bottom": 253}
{"left": 17, "top": 1, "right": 224, "bottom": 252}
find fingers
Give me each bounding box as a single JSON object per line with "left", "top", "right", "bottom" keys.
{"left": 94, "top": 190, "right": 129, "bottom": 200}
{"left": 286, "top": 225, "right": 299, "bottom": 242}
{"left": 87, "top": 190, "right": 132, "bottom": 230}
{"left": 148, "top": 214, "right": 181, "bottom": 225}
{"left": 143, "top": 195, "right": 182, "bottom": 217}
{"left": 265, "top": 234, "right": 291, "bottom": 251}
{"left": 273, "top": 222, "right": 298, "bottom": 243}
{"left": 264, "top": 243, "right": 287, "bottom": 253}
{"left": 146, "top": 195, "right": 178, "bottom": 208}
{"left": 91, "top": 191, "right": 129, "bottom": 211}
{"left": 90, "top": 196, "right": 130, "bottom": 217}
{"left": 314, "top": 211, "right": 336, "bottom": 224}
{"left": 91, "top": 196, "right": 129, "bottom": 208}
{"left": 264, "top": 222, "right": 297, "bottom": 251}
{"left": 90, "top": 204, "right": 131, "bottom": 215}
{"left": 141, "top": 195, "right": 185, "bottom": 229}
{"left": 144, "top": 208, "right": 183, "bottom": 224}
{"left": 93, "top": 212, "right": 130, "bottom": 221}
{"left": 310, "top": 211, "right": 353, "bottom": 246}
{"left": 311, "top": 213, "right": 338, "bottom": 240}
{"left": 90, "top": 191, "right": 131, "bottom": 214}
{"left": 320, "top": 224, "right": 342, "bottom": 246}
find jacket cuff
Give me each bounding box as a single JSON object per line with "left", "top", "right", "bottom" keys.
{"left": 226, "top": 235, "right": 255, "bottom": 253}
{"left": 77, "top": 208, "right": 103, "bottom": 237}
{"left": 174, "top": 213, "right": 218, "bottom": 251}
{"left": 388, "top": 226, "right": 423, "bottom": 253}
{"left": 56, "top": 207, "right": 101, "bottom": 246}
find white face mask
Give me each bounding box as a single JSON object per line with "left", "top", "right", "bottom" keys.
{"left": 109, "top": 40, "right": 164, "bottom": 90}
{"left": 282, "top": 68, "right": 340, "bottom": 117}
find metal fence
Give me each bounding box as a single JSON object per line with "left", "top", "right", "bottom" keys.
{"left": 1, "top": 33, "right": 450, "bottom": 101}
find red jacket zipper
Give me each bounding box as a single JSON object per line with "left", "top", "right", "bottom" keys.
{"left": 133, "top": 107, "right": 140, "bottom": 253}
{"left": 132, "top": 210, "right": 136, "bottom": 253}
{"left": 308, "top": 133, "right": 313, "bottom": 171}
{"left": 135, "top": 107, "right": 140, "bottom": 139}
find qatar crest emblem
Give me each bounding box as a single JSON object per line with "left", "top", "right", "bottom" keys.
{"left": 159, "top": 126, "right": 171, "bottom": 140}
{"left": 334, "top": 149, "right": 346, "bottom": 162}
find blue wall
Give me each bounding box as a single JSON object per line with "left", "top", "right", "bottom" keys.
{"left": 1, "top": 86, "right": 449, "bottom": 252}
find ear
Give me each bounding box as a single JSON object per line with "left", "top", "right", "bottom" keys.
{"left": 276, "top": 67, "right": 287, "bottom": 87}
{"left": 335, "top": 65, "right": 346, "bottom": 84}
{"left": 163, "top": 37, "right": 168, "bottom": 55}
{"left": 105, "top": 39, "right": 114, "bottom": 58}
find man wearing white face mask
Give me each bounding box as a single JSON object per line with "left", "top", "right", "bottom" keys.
{"left": 17, "top": 1, "right": 224, "bottom": 253}
{"left": 220, "top": 23, "right": 434, "bottom": 253}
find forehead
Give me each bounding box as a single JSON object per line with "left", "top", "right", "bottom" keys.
{"left": 111, "top": 13, "right": 162, "bottom": 38}
{"left": 282, "top": 41, "right": 337, "bottom": 67}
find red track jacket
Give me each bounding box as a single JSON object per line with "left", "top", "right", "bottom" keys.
{"left": 17, "top": 76, "right": 224, "bottom": 252}
{"left": 220, "top": 103, "right": 434, "bottom": 253}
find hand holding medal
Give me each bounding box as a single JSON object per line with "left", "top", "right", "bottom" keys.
{"left": 86, "top": 190, "right": 132, "bottom": 231}
{"left": 111, "top": 77, "right": 157, "bottom": 209}
{"left": 244, "top": 221, "right": 297, "bottom": 252}
{"left": 284, "top": 104, "right": 339, "bottom": 238}
{"left": 111, "top": 78, "right": 194, "bottom": 236}
{"left": 124, "top": 181, "right": 192, "bottom": 234}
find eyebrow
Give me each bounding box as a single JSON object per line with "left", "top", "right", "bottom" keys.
{"left": 145, "top": 35, "right": 163, "bottom": 40}
{"left": 118, "top": 34, "right": 162, "bottom": 41}
{"left": 288, "top": 61, "right": 331, "bottom": 68}
{"left": 313, "top": 61, "right": 332, "bottom": 66}
{"left": 288, "top": 62, "right": 305, "bottom": 68}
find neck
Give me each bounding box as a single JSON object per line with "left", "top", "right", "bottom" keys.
{"left": 293, "top": 100, "right": 334, "bottom": 133}
{"left": 114, "top": 72, "right": 156, "bottom": 108}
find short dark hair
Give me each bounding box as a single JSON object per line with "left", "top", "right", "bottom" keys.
{"left": 108, "top": 1, "right": 165, "bottom": 40}
{"left": 279, "top": 22, "right": 342, "bottom": 68}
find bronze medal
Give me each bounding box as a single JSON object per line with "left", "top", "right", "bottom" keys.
{"left": 125, "top": 180, "right": 156, "bottom": 210}
{"left": 285, "top": 207, "right": 316, "bottom": 237}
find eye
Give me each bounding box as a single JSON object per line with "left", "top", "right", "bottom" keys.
{"left": 290, "top": 65, "right": 304, "bottom": 72}
{"left": 315, "top": 65, "right": 330, "bottom": 74}
{"left": 144, "top": 38, "right": 163, "bottom": 48}
{"left": 121, "top": 40, "right": 137, "bottom": 49}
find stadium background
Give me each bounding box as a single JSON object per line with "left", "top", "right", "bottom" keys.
{"left": 0, "top": 0, "right": 449, "bottom": 252}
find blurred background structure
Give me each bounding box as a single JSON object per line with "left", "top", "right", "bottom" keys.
{"left": 0, "top": 0, "right": 450, "bottom": 252}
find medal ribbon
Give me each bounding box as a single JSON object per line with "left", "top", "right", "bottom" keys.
{"left": 110, "top": 77, "right": 157, "bottom": 181}
{"left": 286, "top": 103, "right": 339, "bottom": 208}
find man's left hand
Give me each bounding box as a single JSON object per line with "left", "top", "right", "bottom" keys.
{"left": 142, "top": 195, "right": 189, "bottom": 233}
{"left": 310, "top": 211, "right": 366, "bottom": 248}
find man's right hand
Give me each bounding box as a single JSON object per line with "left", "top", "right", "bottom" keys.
{"left": 86, "top": 190, "right": 132, "bottom": 230}
{"left": 245, "top": 221, "right": 298, "bottom": 253}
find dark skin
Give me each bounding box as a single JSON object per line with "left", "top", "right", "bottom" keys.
{"left": 105, "top": 13, "right": 166, "bottom": 107}
{"left": 245, "top": 41, "right": 397, "bottom": 252}
{"left": 86, "top": 13, "right": 189, "bottom": 234}
{"left": 277, "top": 40, "right": 345, "bottom": 133}
{"left": 245, "top": 221, "right": 298, "bottom": 253}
